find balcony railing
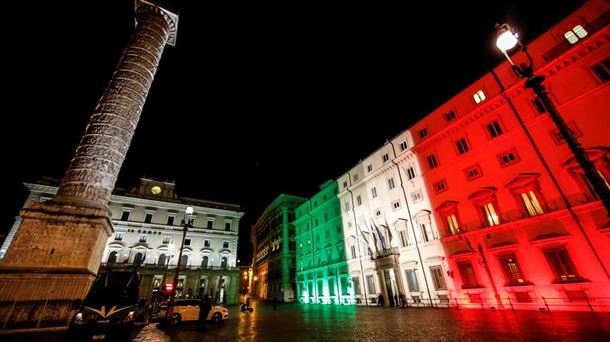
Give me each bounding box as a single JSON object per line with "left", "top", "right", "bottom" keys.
{"left": 372, "top": 247, "right": 400, "bottom": 259}
{"left": 100, "top": 262, "right": 237, "bottom": 272}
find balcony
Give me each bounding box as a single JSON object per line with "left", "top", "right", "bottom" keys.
{"left": 372, "top": 247, "right": 400, "bottom": 260}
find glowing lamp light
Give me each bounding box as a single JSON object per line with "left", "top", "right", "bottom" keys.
{"left": 495, "top": 24, "right": 519, "bottom": 52}
{"left": 185, "top": 205, "right": 194, "bottom": 215}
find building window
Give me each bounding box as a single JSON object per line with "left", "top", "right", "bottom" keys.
{"left": 486, "top": 120, "right": 503, "bottom": 138}
{"left": 399, "top": 230, "right": 409, "bottom": 247}
{"left": 564, "top": 24, "right": 587, "bottom": 45}
{"left": 356, "top": 195, "right": 362, "bottom": 206}
{"left": 549, "top": 122, "right": 583, "bottom": 145}
{"left": 455, "top": 137, "right": 470, "bottom": 154}
{"left": 427, "top": 154, "right": 439, "bottom": 169}
{"left": 344, "top": 201, "right": 351, "bottom": 212}
{"left": 464, "top": 164, "right": 483, "bottom": 181}
{"left": 138, "top": 234, "right": 147, "bottom": 243}
{"left": 429, "top": 266, "right": 447, "bottom": 290}
{"left": 468, "top": 188, "right": 502, "bottom": 227}
{"left": 388, "top": 177, "right": 396, "bottom": 190}
{"left": 591, "top": 59, "right": 610, "bottom": 83}
{"left": 144, "top": 213, "right": 153, "bottom": 224}
{"left": 343, "top": 181, "right": 348, "bottom": 188}
{"left": 406, "top": 166, "right": 416, "bottom": 180}
{"left": 120, "top": 210, "right": 131, "bottom": 221}
{"left": 437, "top": 201, "right": 461, "bottom": 236}
{"left": 371, "top": 187, "right": 377, "bottom": 199}
{"left": 114, "top": 232, "right": 124, "bottom": 241}
{"left": 366, "top": 275, "right": 376, "bottom": 294}
{"left": 506, "top": 174, "right": 548, "bottom": 218}
{"left": 419, "top": 128, "right": 428, "bottom": 139}
{"left": 498, "top": 253, "right": 527, "bottom": 285}
{"left": 391, "top": 200, "right": 400, "bottom": 210}
{"left": 225, "top": 222, "right": 232, "bottom": 231}
{"left": 445, "top": 110, "right": 456, "bottom": 122}
{"left": 162, "top": 236, "right": 171, "bottom": 244}
{"left": 223, "top": 241, "right": 230, "bottom": 248}
{"left": 201, "top": 256, "right": 209, "bottom": 268}
{"left": 167, "top": 215, "right": 175, "bottom": 226}
{"left": 367, "top": 164, "right": 373, "bottom": 172}
{"left": 352, "top": 277, "right": 361, "bottom": 295}
{"left": 433, "top": 180, "right": 448, "bottom": 194}
{"left": 497, "top": 149, "right": 520, "bottom": 167}
{"left": 206, "top": 220, "right": 214, "bottom": 229}
{"left": 204, "top": 240, "right": 211, "bottom": 247}
{"left": 399, "top": 141, "right": 408, "bottom": 151}
{"left": 457, "top": 260, "right": 480, "bottom": 289}
{"left": 184, "top": 238, "right": 191, "bottom": 246}
{"left": 531, "top": 98, "right": 547, "bottom": 114}
{"left": 350, "top": 245, "right": 356, "bottom": 259}
{"left": 382, "top": 153, "right": 389, "bottom": 163}
{"left": 411, "top": 190, "right": 423, "bottom": 202}
{"left": 375, "top": 209, "right": 381, "bottom": 217}
{"left": 473, "top": 90, "right": 486, "bottom": 104}
{"left": 353, "top": 174, "right": 359, "bottom": 182}
{"left": 543, "top": 246, "right": 583, "bottom": 283}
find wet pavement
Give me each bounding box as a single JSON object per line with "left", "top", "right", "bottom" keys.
{"left": 3, "top": 299, "right": 609, "bottom": 341}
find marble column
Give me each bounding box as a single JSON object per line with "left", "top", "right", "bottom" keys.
{"left": 0, "top": 1, "right": 178, "bottom": 331}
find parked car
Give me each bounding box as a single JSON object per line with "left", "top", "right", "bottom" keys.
{"left": 159, "top": 299, "right": 228, "bottom": 323}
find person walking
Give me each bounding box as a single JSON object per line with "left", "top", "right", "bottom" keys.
{"left": 198, "top": 295, "right": 213, "bottom": 331}
{"left": 377, "top": 294, "right": 385, "bottom": 307}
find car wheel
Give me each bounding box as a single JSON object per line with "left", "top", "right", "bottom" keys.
{"left": 212, "top": 313, "right": 221, "bottom": 323}
{"left": 172, "top": 313, "right": 182, "bottom": 324}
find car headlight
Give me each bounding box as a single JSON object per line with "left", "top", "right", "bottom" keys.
{"left": 73, "top": 312, "right": 85, "bottom": 325}
{"left": 122, "top": 311, "right": 135, "bottom": 323}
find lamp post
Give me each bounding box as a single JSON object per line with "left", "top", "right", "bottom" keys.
{"left": 495, "top": 23, "right": 610, "bottom": 216}
{"left": 165, "top": 205, "right": 194, "bottom": 324}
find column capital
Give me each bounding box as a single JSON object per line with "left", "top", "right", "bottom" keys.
{"left": 135, "top": 0, "right": 179, "bottom": 46}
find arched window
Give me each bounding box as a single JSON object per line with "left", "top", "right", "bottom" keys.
{"left": 108, "top": 251, "right": 118, "bottom": 264}
{"left": 158, "top": 254, "right": 166, "bottom": 267}
{"left": 221, "top": 257, "right": 228, "bottom": 268}
{"left": 201, "top": 255, "right": 209, "bottom": 269}
{"left": 133, "top": 252, "right": 144, "bottom": 266}
{"left": 180, "top": 255, "right": 188, "bottom": 267}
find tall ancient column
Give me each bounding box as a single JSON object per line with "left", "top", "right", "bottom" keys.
{"left": 0, "top": 0, "right": 178, "bottom": 331}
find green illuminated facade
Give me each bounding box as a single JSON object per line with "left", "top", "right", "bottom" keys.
{"left": 294, "top": 180, "right": 351, "bottom": 304}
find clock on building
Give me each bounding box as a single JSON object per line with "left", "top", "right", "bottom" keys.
{"left": 150, "top": 185, "right": 162, "bottom": 195}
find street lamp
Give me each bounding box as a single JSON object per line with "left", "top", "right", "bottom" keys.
{"left": 165, "top": 205, "right": 194, "bottom": 323}
{"left": 495, "top": 23, "right": 610, "bottom": 215}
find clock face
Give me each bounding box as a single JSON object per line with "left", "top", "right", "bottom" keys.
{"left": 151, "top": 186, "right": 162, "bottom": 195}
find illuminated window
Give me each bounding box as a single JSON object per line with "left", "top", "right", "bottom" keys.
{"left": 468, "top": 188, "right": 501, "bottom": 227}
{"left": 573, "top": 25, "right": 588, "bottom": 38}
{"left": 507, "top": 174, "right": 548, "bottom": 217}
{"left": 399, "top": 230, "right": 409, "bottom": 247}
{"left": 564, "top": 31, "right": 578, "bottom": 44}
{"left": 436, "top": 201, "right": 461, "bottom": 236}
{"left": 457, "top": 260, "right": 479, "bottom": 289}
{"left": 543, "top": 246, "right": 584, "bottom": 283}
{"left": 498, "top": 253, "right": 527, "bottom": 285}
{"left": 473, "top": 90, "right": 486, "bottom": 104}
{"left": 371, "top": 187, "right": 377, "bottom": 198}
{"left": 565, "top": 25, "right": 588, "bottom": 44}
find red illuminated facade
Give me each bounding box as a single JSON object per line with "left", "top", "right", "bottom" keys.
{"left": 412, "top": 0, "right": 609, "bottom": 311}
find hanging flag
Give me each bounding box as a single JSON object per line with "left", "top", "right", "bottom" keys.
{"left": 381, "top": 218, "right": 393, "bottom": 244}
{"left": 357, "top": 224, "right": 373, "bottom": 256}
{"left": 372, "top": 219, "right": 387, "bottom": 250}
{"left": 365, "top": 220, "right": 380, "bottom": 254}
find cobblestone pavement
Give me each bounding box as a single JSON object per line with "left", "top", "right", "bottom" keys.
{"left": 132, "top": 299, "right": 610, "bottom": 342}
{"left": 3, "top": 299, "right": 609, "bottom": 341}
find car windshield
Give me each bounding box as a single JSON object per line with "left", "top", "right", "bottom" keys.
{"left": 84, "top": 271, "right": 139, "bottom": 306}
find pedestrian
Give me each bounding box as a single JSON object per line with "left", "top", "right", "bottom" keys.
{"left": 272, "top": 297, "right": 277, "bottom": 311}
{"left": 198, "top": 295, "right": 213, "bottom": 331}
{"left": 377, "top": 294, "right": 384, "bottom": 307}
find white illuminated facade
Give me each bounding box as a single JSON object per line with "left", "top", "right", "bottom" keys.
{"left": 338, "top": 130, "right": 454, "bottom": 306}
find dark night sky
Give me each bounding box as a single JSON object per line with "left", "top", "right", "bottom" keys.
{"left": 2, "top": 1, "right": 586, "bottom": 262}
